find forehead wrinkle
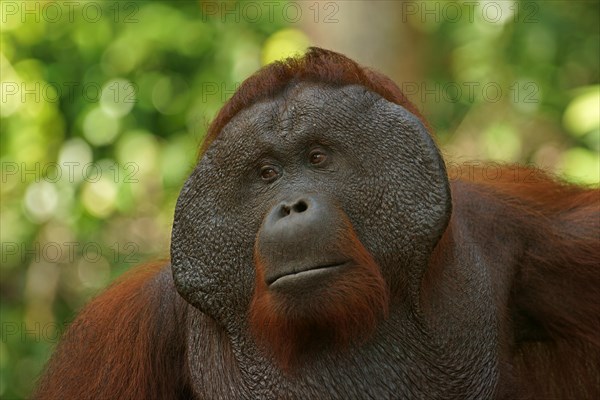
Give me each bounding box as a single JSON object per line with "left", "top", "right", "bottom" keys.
{"left": 289, "top": 84, "right": 380, "bottom": 121}
{"left": 223, "top": 99, "right": 293, "bottom": 155}
{"left": 278, "top": 86, "right": 333, "bottom": 136}
{"left": 225, "top": 100, "right": 278, "bottom": 140}
{"left": 252, "top": 92, "right": 315, "bottom": 142}
{"left": 225, "top": 83, "right": 383, "bottom": 150}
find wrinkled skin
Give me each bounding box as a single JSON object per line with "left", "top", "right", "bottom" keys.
{"left": 171, "top": 82, "right": 501, "bottom": 398}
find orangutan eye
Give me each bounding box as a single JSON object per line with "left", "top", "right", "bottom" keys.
{"left": 260, "top": 165, "right": 279, "bottom": 182}
{"left": 309, "top": 150, "right": 327, "bottom": 165}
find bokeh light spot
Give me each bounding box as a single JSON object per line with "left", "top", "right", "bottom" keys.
{"left": 100, "top": 78, "right": 136, "bottom": 118}
{"left": 563, "top": 87, "right": 600, "bottom": 137}
{"left": 23, "top": 182, "right": 59, "bottom": 223}
{"left": 83, "top": 107, "right": 120, "bottom": 146}
{"left": 81, "top": 176, "right": 118, "bottom": 218}
{"left": 262, "top": 29, "right": 310, "bottom": 65}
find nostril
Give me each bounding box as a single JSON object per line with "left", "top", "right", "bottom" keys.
{"left": 274, "top": 199, "right": 310, "bottom": 220}
{"left": 293, "top": 200, "right": 308, "bottom": 213}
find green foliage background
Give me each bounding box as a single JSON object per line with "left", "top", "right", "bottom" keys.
{"left": 0, "top": 1, "right": 598, "bottom": 398}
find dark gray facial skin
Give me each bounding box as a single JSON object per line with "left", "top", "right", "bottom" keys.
{"left": 171, "top": 83, "right": 501, "bottom": 399}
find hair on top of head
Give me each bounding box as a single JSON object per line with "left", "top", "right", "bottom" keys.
{"left": 200, "top": 47, "right": 427, "bottom": 154}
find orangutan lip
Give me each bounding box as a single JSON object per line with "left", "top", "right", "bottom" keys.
{"left": 267, "top": 262, "right": 348, "bottom": 286}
